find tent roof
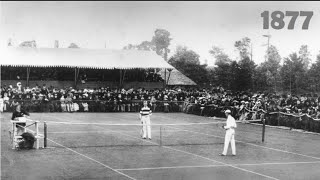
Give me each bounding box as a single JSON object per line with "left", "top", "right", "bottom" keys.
{"left": 159, "top": 68, "right": 197, "bottom": 86}
{"left": 0, "top": 47, "right": 174, "bottom": 69}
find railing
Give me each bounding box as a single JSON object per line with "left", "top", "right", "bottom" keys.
{"left": 2, "top": 99, "right": 319, "bottom": 133}
{"left": 1, "top": 100, "right": 186, "bottom": 113}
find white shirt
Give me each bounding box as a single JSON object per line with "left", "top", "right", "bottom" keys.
{"left": 225, "top": 115, "right": 237, "bottom": 130}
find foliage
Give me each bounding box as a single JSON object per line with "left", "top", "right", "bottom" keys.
{"left": 237, "top": 57, "right": 256, "bottom": 91}
{"left": 151, "top": 29, "right": 172, "bottom": 61}
{"left": 298, "top": 45, "right": 311, "bottom": 70}
{"left": 19, "top": 40, "right": 37, "bottom": 48}
{"left": 68, "top": 43, "right": 80, "bottom": 48}
{"left": 168, "top": 46, "right": 208, "bottom": 85}
{"left": 209, "top": 46, "right": 232, "bottom": 66}
{"left": 307, "top": 52, "right": 320, "bottom": 92}
{"left": 258, "top": 45, "right": 282, "bottom": 92}
{"left": 234, "top": 37, "right": 251, "bottom": 59}
{"left": 280, "top": 53, "right": 306, "bottom": 94}
{"left": 123, "top": 41, "right": 155, "bottom": 51}
{"left": 123, "top": 28, "right": 172, "bottom": 61}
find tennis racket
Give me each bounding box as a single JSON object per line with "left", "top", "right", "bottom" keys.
{"left": 216, "top": 123, "right": 225, "bottom": 130}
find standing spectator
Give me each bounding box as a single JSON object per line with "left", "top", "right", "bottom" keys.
{"left": 65, "top": 94, "right": 73, "bottom": 112}
{"left": 3, "top": 93, "right": 10, "bottom": 112}
{"left": 0, "top": 94, "right": 4, "bottom": 113}
{"left": 150, "top": 95, "right": 157, "bottom": 112}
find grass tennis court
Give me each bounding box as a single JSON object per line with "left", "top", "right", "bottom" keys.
{"left": 2, "top": 112, "right": 320, "bottom": 180}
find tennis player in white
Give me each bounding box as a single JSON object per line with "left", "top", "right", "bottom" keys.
{"left": 139, "top": 101, "right": 152, "bottom": 140}
{"left": 220, "top": 109, "right": 237, "bottom": 156}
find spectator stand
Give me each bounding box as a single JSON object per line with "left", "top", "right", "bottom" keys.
{"left": 1, "top": 47, "right": 174, "bottom": 90}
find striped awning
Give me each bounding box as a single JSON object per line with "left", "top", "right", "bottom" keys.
{"left": 0, "top": 47, "right": 174, "bottom": 69}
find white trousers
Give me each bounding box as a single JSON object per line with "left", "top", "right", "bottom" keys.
{"left": 141, "top": 116, "right": 151, "bottom": 139}
{"left": 222, "top": 129, "right": 236, "bottom": 155}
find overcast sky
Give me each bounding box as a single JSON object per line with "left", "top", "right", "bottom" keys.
{"left": 1, "top": 1, "right": 320, "bottom": 66}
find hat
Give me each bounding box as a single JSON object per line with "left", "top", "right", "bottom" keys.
{"left": 225, "top": 109, "right": 231, "bottom": 114}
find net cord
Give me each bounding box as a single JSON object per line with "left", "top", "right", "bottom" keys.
{"left": 43, "top": 120, "right": 262, "bottom": 126}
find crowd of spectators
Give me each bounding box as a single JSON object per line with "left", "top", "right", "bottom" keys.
{"left": 1, "top": 67, "right": 164, "bottom": 82}
{"left": 1, "top": 82, "right": 320, "bottom": 132}
{"left": 1, "top": 82, "right": 320, "bottom": 118}
{"left": 1, "top": 81, "right": 320, "bottom": 133}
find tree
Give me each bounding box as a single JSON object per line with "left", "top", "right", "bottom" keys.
{"left": 307, "top": 51, "right": 320, "bottom": 92}
{"left": 123, "top": 41, "right": 155, "bottom": 51}
{"left": 169, "top": 46, "right": 200, "bottom": 65}
{"left": 136, "top": 41, "right": 155, "bottom": 51}
{"left": 168, "top": 46, "right": 208, "bottom": 85}
{"left": 209, "top": 46, "right": 232, "bottom": 66}
{"left": 280, "top": 53, "right": 306, "bottom": 94}
{"left": 68, "top": 43, "right": 80, "bottom": 48}
{"left": 299, "top": 45, "right": 311, "bottom": 70}
{"left": 123, "top": 44, "right": 136, "bottom": 50}
{"left": 260, "top": 45, "right": 281, "bottom": 92}
{"left": 151, "top": 29, "right": 172, "bottom": 61}
{"left": 234, "top": 37, "right": 251, "bottom": 60}
{"left": 237, "top": 57, "right": 256, "bottom": 91}
{"left": 212, "top": 62, "right": 233, "bottom": 90}
{"left": 254, "top": 65, "right": 268, "bottom": 91}
{"left": 19, "top": 40, "right": 37, "bottom": 48}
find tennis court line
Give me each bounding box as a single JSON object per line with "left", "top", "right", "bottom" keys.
{"left": 57, "top": 113, "right": 279, "bottom": 179}
{"left": 116, "top": 161, "right": 320, "bottom": 171}
{"left": 156, "top": 114, "right": 320, "bottom": 160}
{"left": 116, "top": 164, "right": 226, "bottom": 171}
{"left": 108, "top": 129, "right": 279, "bottom": 180}
{"left": 46, "top": 138, "right": 137, "bottom": 180}
{"left": 47, "top": 130, "right": 179, "bottom": 134}
{"left": 168, "top": 125, "right": 320, "bottom": 161}
{"left": 41, "top": 113, "right": 320, "bottom": 161}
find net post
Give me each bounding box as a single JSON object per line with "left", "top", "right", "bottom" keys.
{"left": 160, "top": 126, "right": 162, "bottom": 147}
{"left": 44, "top": 121, "right": 47, "bottom": 148}
{"left": 262, "top": 118, "right": 266, "bottom": 143}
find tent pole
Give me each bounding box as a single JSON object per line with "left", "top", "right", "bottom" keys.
{"left": 77, "top": 68, "right": 80, "bottom": 83}
{"left": 74, "top": 67, "right": 77, "bottom": 88}
{"left": 122, "top": 70, "right": 126, "bottom": 88}
{"left": 26, "top": 67, "right": 30, "bottom": 87}
{"left": 119, "top": 69, "right": 122, "bottom": 88}
{"left": 164, "top": 68, "right": 167, "bottom": 88}
{"left": 167, "top": 69, "right": 172, "bottom": 86}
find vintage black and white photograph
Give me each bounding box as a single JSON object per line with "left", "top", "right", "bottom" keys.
{"left": 1, "top": 1, "right": 320, "bottom": 179}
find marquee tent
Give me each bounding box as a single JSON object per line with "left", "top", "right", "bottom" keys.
{"left": 1, "top": 47, "right": 174, "bottom": 69}
{"left": 1, "top": 47, "right": 174, "bottom": 87}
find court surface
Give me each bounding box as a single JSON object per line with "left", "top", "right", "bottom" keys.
{"left": 1, "top": 112, "right": 320, "bottom": 180}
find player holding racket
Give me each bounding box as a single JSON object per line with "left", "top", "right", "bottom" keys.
{"left": 139, "top": 101, "right": 152, "bottom": 140}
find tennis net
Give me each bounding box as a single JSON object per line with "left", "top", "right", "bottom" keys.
{"left": 43, "top": 119, "right": 265, "bottom": 149}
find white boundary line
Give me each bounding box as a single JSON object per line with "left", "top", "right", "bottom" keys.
{"left": 116, "top": 161, "right": 320, "bottom": 171}
{"left": 44, "top": 113, "right": 314, "bottom": 179}
{"left": 106, "top": 129, "right": 279, "bottom": 180}
{"left": 168, "top": 125, "right": 320, "bottom": 161}
{"left": 20, "top": 113, "right": 320, "bottom": 160}
{"left": 46, "top": 138, "right": 136, "bottom": 180}
{"left": 156, "top": 115, "right": 320, "bottom": 160}
{"left": 210, "top": 116, "right": 320, "bottom": 135}
{"left": 117, "top": 164, "right": 226, "bottom": 171}
{"left": 47, "top": 130, "right": 179, "bottom": 134}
